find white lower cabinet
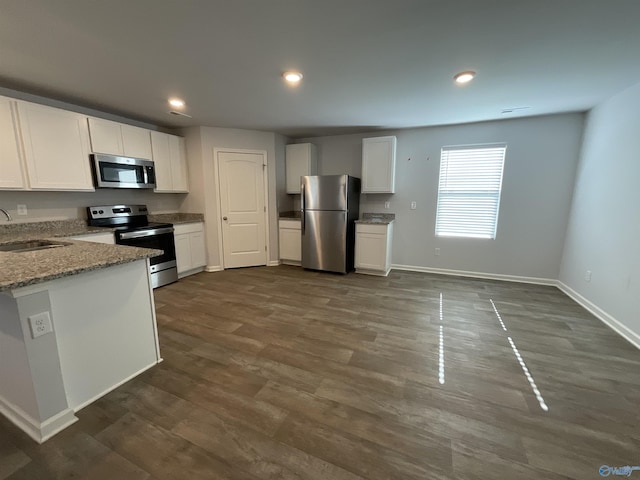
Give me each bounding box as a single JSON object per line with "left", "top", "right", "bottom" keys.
{"left": 355, "top": 222, "right": 393, "bottom": 276}
{"left": 279, "top": 219, "right": 301, "bottom": 265}
{"left": 174, "top": 222, "right": 206, "bottom": 277}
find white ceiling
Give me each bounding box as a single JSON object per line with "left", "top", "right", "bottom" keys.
{"left": 2, "top": 0, "right": 640, "bottom": 138}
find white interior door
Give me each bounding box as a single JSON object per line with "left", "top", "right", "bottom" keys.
{"left": 217, "top": 151, "right": 267, "bottom": 268}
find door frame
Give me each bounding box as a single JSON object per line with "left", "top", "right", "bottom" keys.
{"left": 213, "top": 147, "right": 270, "bottom": 270}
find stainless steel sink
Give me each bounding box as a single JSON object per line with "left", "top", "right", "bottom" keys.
{"left": 0, "top": 240, "right": 69, "bottom": 253}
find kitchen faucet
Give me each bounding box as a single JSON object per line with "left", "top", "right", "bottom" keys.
{"left": 0, "top": 208, "right": 12, "bottom": 221}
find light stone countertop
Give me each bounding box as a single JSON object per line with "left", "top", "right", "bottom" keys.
{"left": 148, "top": 212, "right": 204, "bottom": 224}
{"left": 355, "top": 213, "right": 396, "bottom": 225}
{"left": 0, "top": 220, "right": 161, "bottom": 292}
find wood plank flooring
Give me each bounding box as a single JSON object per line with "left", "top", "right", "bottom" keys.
{"left": 2, "top": 266, "right": 640, "bottom": 479}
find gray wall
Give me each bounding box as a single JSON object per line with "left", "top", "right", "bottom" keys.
{"left": 181, "top": 127, "right": 284, "bottom": 268}
{"left": 559, "top": 81, "right": 640, "bottom": 339}
{"left": 299, "top": 113, "right": 584, "bottom": 280}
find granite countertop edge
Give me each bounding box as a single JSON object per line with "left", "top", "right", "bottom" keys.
{"left": 355, "top": 218, "right": 395, "bottom": 225}
{"left": 0, "top": 219, "right": 164, "bottom": 292}
{"left": 355, "top": 212, "right": 396, "bottom": 225}
{"left": 0, "top": 245, "right": 162, "bottom": 292}
{"left": 148, "top": 212, "right": 204, "bottom": 224}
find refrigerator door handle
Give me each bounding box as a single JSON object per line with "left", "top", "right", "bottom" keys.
{"left": 301, "top": 182, "right": 305, "bottom": 234}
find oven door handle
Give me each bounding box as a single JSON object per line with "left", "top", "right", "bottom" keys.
{"left": 119, "top": 227, "right": 174, "bottom": 240}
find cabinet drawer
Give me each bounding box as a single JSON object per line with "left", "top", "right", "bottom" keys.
{"left": 173, "top": 222, "right": 204, "bottom": 235}
{"left": 279, "top": 219, "right": 301, "bottom": 230}
{"left": 356, "top": 223, "right": 389, "bottom": 235}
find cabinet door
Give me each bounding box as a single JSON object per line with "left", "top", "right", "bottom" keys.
{"left": 189, "top": 231, "right": 206, "bottom": 268}
{"left": 121, "top": 124, "right": 152, "bottom": 159}
{"left": 88, "top": 117, "right": 124, "bottom": 155}
{"left": 18, "top": 102, "right": 94, "bottom": 191}
{"left": 362, "top": 136, "right": 396, "bottom": 193}
{"left": 150, "top": 131, "right": 173, "bottom": 192}
{"left": 174, "top": 233, "right": 192, "bottom": 274}
{"left": 0, "top": 97, "right": 27, "bottom": 189}
{"left": 169, "top": 135, "right": 189, "bottom": 192}
{"left": 355, "top": 233, "right": 386, "bottom": 270}
{"left": 279, "top": 227, "right": 301, "bottom": 261}
{"left": 285, "top": 143, "right": 317, "bottom": 194}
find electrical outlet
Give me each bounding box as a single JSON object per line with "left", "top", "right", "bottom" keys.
{"left": 29, "top": 312, "right": 53, "bottom": 339}
{"left": 17, "top": 204, "right": 28, "bottom": 216}
{"left": 435, "top": 248, "right": 440, "bottom": 256}
{"left": 410, "top": 201, "right": 417, "bottom": 210}
{"left": 384, "top": 201, "right": 390, "bottom": 209}
{"left": 585, "top": 270, "right": 592, "bottom": 282}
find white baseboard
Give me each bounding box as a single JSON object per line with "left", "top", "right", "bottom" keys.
{"left": 556, "top": 281, "right": 640, "bottom": 350}
{"left": 178, "top": 266, "right": 205, "bottom": 279}
{"left": 0, "top": 395, "right": 78, "bottom": 444}
{"left": 72, "top": 360, "right": 159, "bottom": 413}
{"left": 205, "top": 265, "right": 223, "bottom": 272}
{"left": 391, "top": 264, "right": 557, "bottom": 286}
{"left": 268, "top": 260, "right": 281, "bottom": 267}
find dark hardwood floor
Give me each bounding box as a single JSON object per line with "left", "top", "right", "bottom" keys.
{"left": 2, "top": 266, "right": 640, "bottom": 479}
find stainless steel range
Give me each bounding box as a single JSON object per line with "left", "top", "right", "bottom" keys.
{"left": 87, "top": 204, "right": 178, "bottom": 288}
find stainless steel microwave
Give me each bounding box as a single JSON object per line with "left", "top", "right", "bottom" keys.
{"left": 91, "top": 154, "right": 156, "bottom": 189}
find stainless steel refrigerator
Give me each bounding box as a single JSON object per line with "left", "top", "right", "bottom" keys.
{"left": 301, "top": 175, "right": 360, "bottom": 273}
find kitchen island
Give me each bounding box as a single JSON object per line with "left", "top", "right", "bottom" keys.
{"left": 0, "top": 227, "right": 163, "bottom": 443}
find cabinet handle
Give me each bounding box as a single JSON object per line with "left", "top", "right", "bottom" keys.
{"left": 223, "top": 216, "right": 228, "bottom": 221}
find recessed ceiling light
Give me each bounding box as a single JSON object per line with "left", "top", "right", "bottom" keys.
{"left": 454, "top": 71, "right": 476, "bottom": 84}
{"left": 283, "top": 71, "right": 303, "bottom": 84}
{"left": 168, "top": 98, "right": 185, "bottom": 108}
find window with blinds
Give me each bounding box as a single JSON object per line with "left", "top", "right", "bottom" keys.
{"left": 435, "top": 144, "right": 506, "bottom": 239}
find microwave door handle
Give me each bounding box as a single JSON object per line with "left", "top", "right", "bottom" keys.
{"left": 120, "top": 227, "right": 174, "bottom": 240}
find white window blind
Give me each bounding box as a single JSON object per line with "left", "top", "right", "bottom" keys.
{"left": 435, "top": 144, "right": 506, "bottom": 239}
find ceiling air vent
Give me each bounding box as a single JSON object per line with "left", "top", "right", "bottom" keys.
{"left": 501, "top": 106, "right": 530, "bottom": 114}
{"left": 169, "top": 110, "right": 192, "bottom": 118}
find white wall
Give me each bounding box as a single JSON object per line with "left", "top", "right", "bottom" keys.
{"left": 181, "top": 127, "right": 284, "bottom": 268}
{"left": 299, "top": 113, "right": 584, "bottom": 281}
{"left": 559, "top": 82, "right": 640, "bottom": 343}
{"left": 0, "top": 190, "right": 185, "bottom": 222}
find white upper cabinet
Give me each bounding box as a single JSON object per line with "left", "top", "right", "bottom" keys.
{"left": 151, "top": 131, "right": 189, "bottom": 193}
{"left": 17, "top": 101, "right": 94, "bottom": 191}
{"left": 0, "top": 96, "right": 27, "bottom": 189}
{"left": 286, "top": 143, "right": 317, "bottom": 194}
{"left": 169, "top": 135, "right": 189, "bottom": 192}
{"left": 362, "top": 136, "right": 397, "bottom": 193}
{"left": 88, "top": 117, "right": 152, "bottom": 159}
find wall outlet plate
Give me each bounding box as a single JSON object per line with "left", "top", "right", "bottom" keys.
{"left": 17, "top": 204, "right": 28, "bottom": 216}
{"left": 29, "top": 311, "right": 53, "bottom": 339}
{"left": 384, "top": 201, "right": 390, "bottom": 209}
{"left": 410, "top": 201, "right": 417, "bottom": 210}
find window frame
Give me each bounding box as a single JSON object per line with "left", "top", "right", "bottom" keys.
{"left": 434, "top": 143, "right": 507, "bottom": 240}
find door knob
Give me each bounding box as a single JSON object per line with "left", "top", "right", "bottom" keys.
{"left": 223, "top": 216, "right": 228, "bottom": 220}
